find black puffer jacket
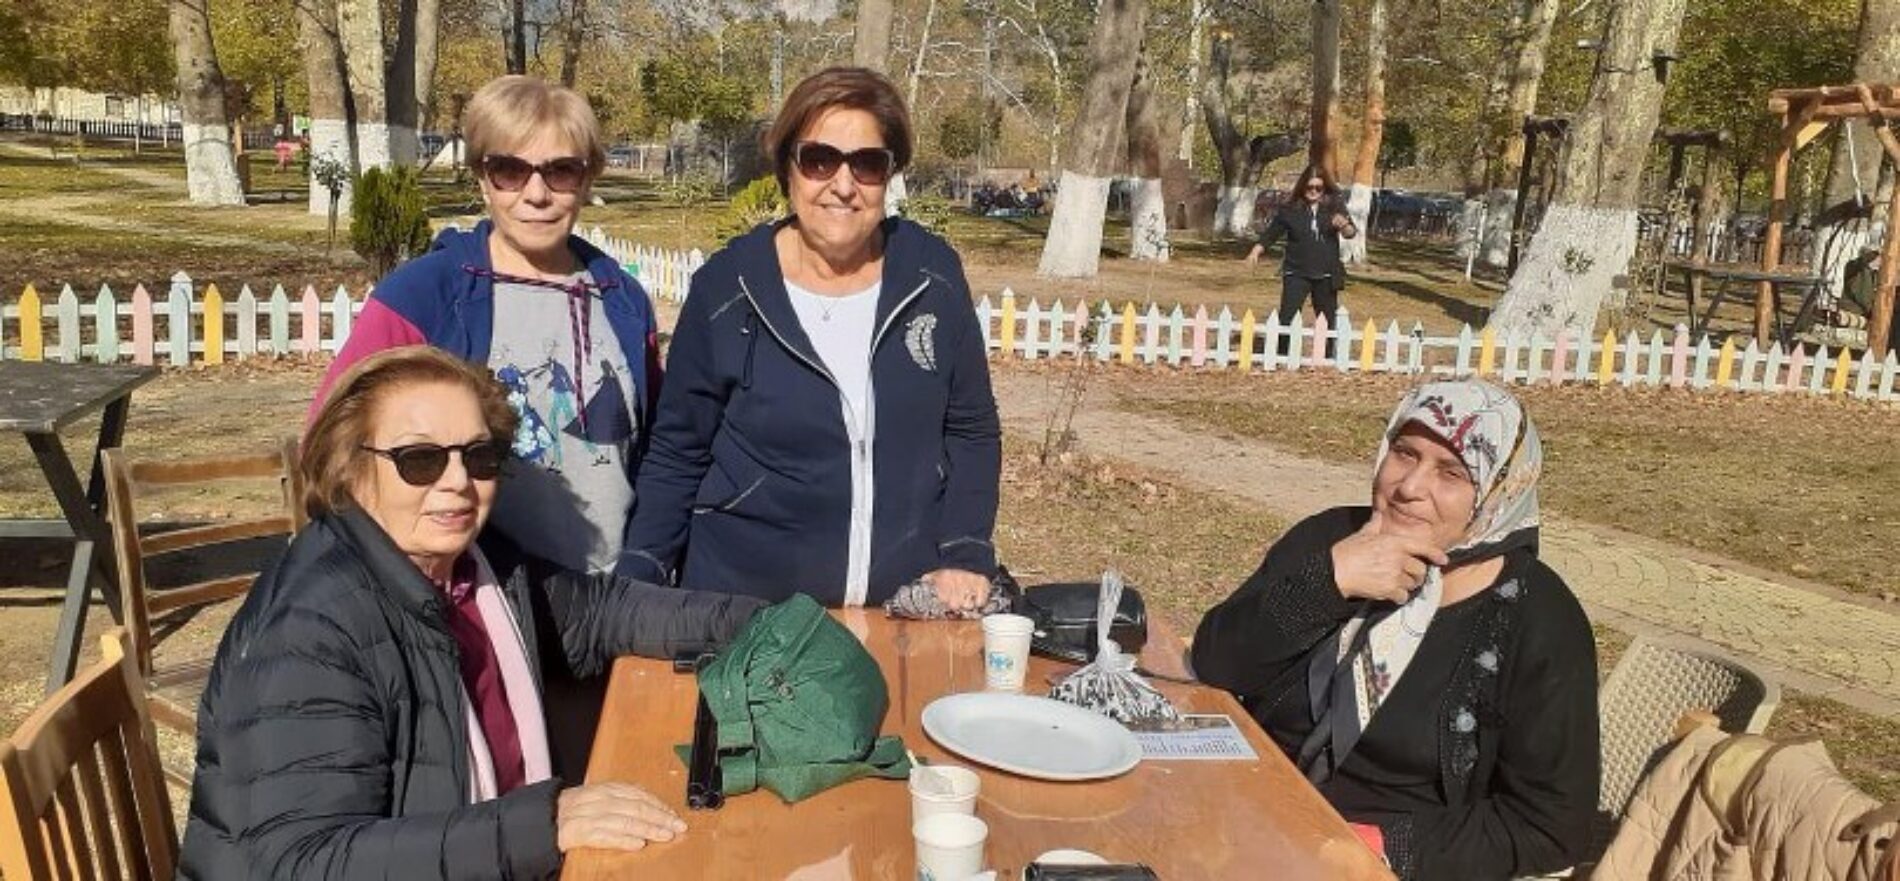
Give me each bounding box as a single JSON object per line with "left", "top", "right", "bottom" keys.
{"left": 177, "top": 508, "right": 764, "bottom": 880}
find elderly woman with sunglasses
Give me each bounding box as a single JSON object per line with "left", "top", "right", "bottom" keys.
{"left": 180, "top": 347, "right": 763, "bottom": 880}
{"left": 619, "top": 67, "right": 1001, "bottom": 611}
{"left": 313, "top": 74, "right": 659, "bottom": 577}
{"left": 1192, "top": 380, "right": 1598, "bottom": 880}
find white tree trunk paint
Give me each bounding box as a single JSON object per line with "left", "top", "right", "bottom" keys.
{"left": 1813, "top": 219, "right": 1878, "bottom": 305}
{"left": 307, "top": 117, "right": 353, "bottom": 216}
{"left": 1129, "top": 177, "right": 1169, "bottom": 261}
{"left": 387, "top": 125, "right": 419, "bottom": 167}
{"left": 1214, "top": 185, "right": 1257, "bottom": 238}
{"left": 1341, "top": 182, "right": 1372, "bottom": 265}
{"left": 355, "top": 121, "right": 393, "bottom": 169}
{"left": 884, "top": 171, "right": 909, "bottom": 218}
{"left": 1454, "top": 191, "right": 1516, "bottom": 267}
{"left": 181, "top": 122, "right": 245, "bottom": 206}
{"left": 1491, "top": 203, "right": 1638, "bottom": 340}
{"left": 1037, "top": 170, "right": 1112, "bottom": 278}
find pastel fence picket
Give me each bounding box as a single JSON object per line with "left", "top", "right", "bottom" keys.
{"left": 972, "top": 291, "right": 1900, "bottom": 403}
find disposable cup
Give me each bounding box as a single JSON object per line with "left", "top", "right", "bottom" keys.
{"left": 914, "top": 813, "right": 988, "bottom": 881}
{"left": 909, "top": 764, "right": 981, "bottom": 819}
{"left": 981, "top": 614, "right": 1034, "bottom": 692}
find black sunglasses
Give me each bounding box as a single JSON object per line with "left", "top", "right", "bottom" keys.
{"left": 483, "top": 154, "right": 590, "bottom": 193}
{"left": 360, "top": 440, "right": 507, "bottom": 486}
{"left": 792, "top": 141, "right": 896, "bottom": 186}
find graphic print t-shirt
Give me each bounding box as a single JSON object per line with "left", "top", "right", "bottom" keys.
{"left": 485, "top": 272, "right": 639, "bottom": 573}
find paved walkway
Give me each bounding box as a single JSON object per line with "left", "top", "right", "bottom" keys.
{"left": 993, "top": 368, "right": 1900, "bottom": 717}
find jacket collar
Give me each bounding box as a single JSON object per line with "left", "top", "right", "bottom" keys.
{"left": 331, "top": 506, "right": 454, "bottom": 629}
{"left": 732, "top": 217, "right": 934, "bottom": 378}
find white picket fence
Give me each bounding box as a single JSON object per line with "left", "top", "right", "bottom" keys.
{"left": 975, "top": 291, "right": 1900, "bottom": 403}
{"left": 6, "top": 264, "right": 1897, "bottom": 403}
{"left": 0, "top": 235, "right": 705, "bottom": 364}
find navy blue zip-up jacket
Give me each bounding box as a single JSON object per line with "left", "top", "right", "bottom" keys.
{"left": 618, "top": 218, "right": 1001, "bottom": 605}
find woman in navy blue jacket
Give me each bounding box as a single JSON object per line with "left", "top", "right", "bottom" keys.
{"left": 619, "top": 67, "right": 1001, "bottom": 609}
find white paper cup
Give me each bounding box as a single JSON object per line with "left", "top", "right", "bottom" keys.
{"left": 981, "top": 614, "right": 1035, "bottom": 692}
{"left": 909, "top": 764, "right": 981, "bottom": 819}
{"left": 915, "top": 813, "right": 988, "bottom": 881}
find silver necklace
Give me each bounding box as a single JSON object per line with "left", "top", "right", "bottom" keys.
{"left": 818, "top": 297, "right": 838, "bottom": 322}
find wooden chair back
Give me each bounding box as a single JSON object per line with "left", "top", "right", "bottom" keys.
{"left": 0, "top": 629, "right": 178, "bottom": 880}
{"left": 102, "top": 437, "right": 303, "bottom": 734}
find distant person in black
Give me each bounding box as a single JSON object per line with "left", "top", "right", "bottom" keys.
{"left": 1246, "top": 163, "right": 1357, "bottom": 357}
{"left": 1192, "top": 379, "right": 1598, "bottom": 880}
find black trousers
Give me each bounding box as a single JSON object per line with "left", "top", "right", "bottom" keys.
{"left": 1277, "top": 273, "right": 1341, "bottom": 358}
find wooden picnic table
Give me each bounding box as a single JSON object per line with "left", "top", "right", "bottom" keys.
{"left": 0, "top": 361, "right": 158, "bottom": 690}
{"left": 562, "top": 610, "right": 1394, "bottom": 881}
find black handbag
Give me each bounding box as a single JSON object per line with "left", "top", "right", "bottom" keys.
{"left": 1015, "top": 579, "right": 1149, "bottom": 664}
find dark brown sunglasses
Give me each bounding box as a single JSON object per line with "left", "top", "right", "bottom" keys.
{"left": 360, "top": 440, "right": 507, "bottom": 486}
{"left": 793, "top": 141, "right": 896, "bottom": 186}
{"left": 483, "top": 154, "right": 590, "bottom": 193}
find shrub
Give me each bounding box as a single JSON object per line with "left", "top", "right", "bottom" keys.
{"left": 350, "top": 166, "right": 433, "bottom": 277}
{"left": 715, "top": 175, "right": 786, "bottom": 241}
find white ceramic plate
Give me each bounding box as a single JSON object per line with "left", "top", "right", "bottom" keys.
{"left": 921, "top": 692, "right": 1142, "bottom": 782}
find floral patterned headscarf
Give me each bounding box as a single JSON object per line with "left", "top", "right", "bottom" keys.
{"left": 1299, "top": 379, "right": 1543, "bottom": 785}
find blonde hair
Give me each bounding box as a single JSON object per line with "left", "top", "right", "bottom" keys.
{"left": 302, "top": 347, "right": 518, "bottom": 519}
{"left": 461, "top": 75, "right": 606, "bottom": 176}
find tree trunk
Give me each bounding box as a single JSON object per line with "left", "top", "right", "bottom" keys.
{"left": 414, "top": 0, "right": 440, "bottom": 132}
{"left": 853, "top": 0, "right": 894, "bottom": 74}
{"left": 1491, "top": 0, "right": 1688, "bottom": 340}
{"left": 906, "top": 0, "right": 938, "bottom": 109}
{"left": 1309, "top": 0, "right": 1343, "bottom": 178}
{"left": 1201, "top": 34, "right": 1303, "bottom": 238}
{"left": 559, "top": 0, "right": 586, "bottom": 87}
{"left": 1177, "top": 0, "right": 1204, "bottom": 166}
{"left": 1815, "top": 0, "right": 1900, "bottom": 301}
{"left": 1341, "top": 0, "right": 1387, "bottom": 266}
{"left": 508, "top": 0, "right": 527, "bottom": 75}
{"left": 1038, "top": 0, "right": 1148, "bottom": 278}
{"left": 388, "top": 0, "right": 420, "bottom": 166}
{"left": 1499, "top": 0, "right": 1562, "bottom": 181}
{"left": 298, "top": 0, "right": 353, "bottom": 215}
{"left": 169, "top": 0, "right": 245, "bottom": 205}
{"left": 337, "top": 0, "right": 391, "bottom": 169}
{"left": 1126, "top": 47, "right": 1168, "bottom": 262}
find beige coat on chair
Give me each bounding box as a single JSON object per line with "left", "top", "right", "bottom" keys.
{"left": 1591, "top": 725, "right": 1898, "bottom": 881}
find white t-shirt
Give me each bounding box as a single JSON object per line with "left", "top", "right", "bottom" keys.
{"left": 785, "top": 279, "right": 882, "bottom": 442}
{"left": 786, "top": 278, "right": 882, "bottom": 604}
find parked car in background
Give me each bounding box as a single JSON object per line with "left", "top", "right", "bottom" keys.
{"left": 607, "top": 145, "right": 637, "bottom": 168}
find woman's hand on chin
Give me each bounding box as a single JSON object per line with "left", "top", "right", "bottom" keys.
{"left": 1330, "top": 510, "right": 1450, "bottom": 604}
{"left": 556, "top": 782, "right": 687, "bottom": 852}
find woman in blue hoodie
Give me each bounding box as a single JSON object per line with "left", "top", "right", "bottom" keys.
{"left": 314, "top": 75, "right": 661, "bottom": 576}
{"left": 620, "top": 68, "right": 1002, "bottom": 610}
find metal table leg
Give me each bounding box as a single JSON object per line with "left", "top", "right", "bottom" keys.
{"left": 32, "top": 395, "right": 131, "bottom": 691}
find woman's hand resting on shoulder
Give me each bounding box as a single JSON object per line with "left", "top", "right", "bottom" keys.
{"left": 557, "top": 782, "right": 687, "bottom": 852}
{"left": 1330, "top": 511, "right": 1450, "bottom": 604}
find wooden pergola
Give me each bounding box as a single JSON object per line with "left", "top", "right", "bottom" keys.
{"left": 1762, "top": 84, "right": 1900, "bottom": 354}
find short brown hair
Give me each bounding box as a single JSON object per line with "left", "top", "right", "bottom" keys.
{"left": 302, "top": 346, "right": 518, "bottom": 519}
{"left": 462, "top": 74, "right": 607, "bottom": 176}
{"left": 762, "top": 67, "right": 913, "bottom": 195}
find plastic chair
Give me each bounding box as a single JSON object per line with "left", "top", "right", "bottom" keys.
{"left": 1592, "top": 636, "right": 1780, "bottom": 856}
{"left": 101, "top": 439, "right": 303, "bottom": 769}
{"left": 0, "top": 629, "right": 177, "bottom": 880}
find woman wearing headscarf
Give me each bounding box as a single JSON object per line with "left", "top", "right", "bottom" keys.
{"left": 1192, "top": 379, "right": 1599, "bottom": 880}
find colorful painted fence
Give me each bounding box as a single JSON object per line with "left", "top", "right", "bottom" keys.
{"left": 975, "top": 290, "right": 1900, "bottom": 403}
{"left": 5, "top": 273, "right": 1897, "bottom": 402}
